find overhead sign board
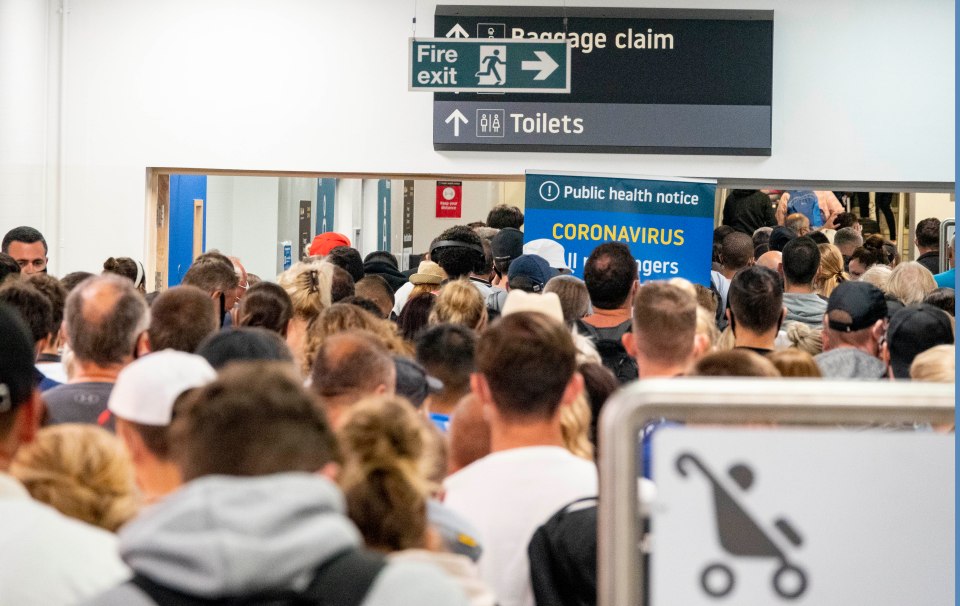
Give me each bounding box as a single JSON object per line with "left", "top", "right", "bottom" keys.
{"left": 523, "top": 170, "right": 715, "bottom": 285}
{"left": 409, "top": 38, "right": 570, "bottom": 93}
{"left": 433, "top": 6, "right": 774, "bottom": 155}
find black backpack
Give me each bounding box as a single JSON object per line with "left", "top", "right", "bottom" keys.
{"left": 576, "top": 319, "right": 638, "bottom": 384}
{"left": 127, "top": 548, "right": 386, "bottom": 606}
{"left": 528, "top": 497, "right": 598, "bottom": 606}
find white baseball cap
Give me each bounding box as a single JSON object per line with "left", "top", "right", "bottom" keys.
{"left": 107, "top": 350, "right": 216, "bottom": 426}
{"left": 501, "top": 290, "right": 565, "bottom": 326}
{"left": 523, "top": 239, "right": 570, "bottom": 272}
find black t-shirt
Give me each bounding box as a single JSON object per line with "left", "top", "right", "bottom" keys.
{"left": 43, "top": 382, "right": 115, "bottom": 431}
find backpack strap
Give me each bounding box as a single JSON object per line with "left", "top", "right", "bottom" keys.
{"left": 301, "top": 548, "right": 387, "bottom": 606}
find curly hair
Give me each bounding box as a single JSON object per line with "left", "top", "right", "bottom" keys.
{"left": 301, "top": 303, "right": 411, "bottom": 375}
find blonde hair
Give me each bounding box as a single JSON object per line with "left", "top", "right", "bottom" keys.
{"left": 695, "top": 306, "right": 720, "bottom": 353}
{"left": 815, "top": 244, "right": 849, "bottom": 298}
{"left": 301, "top": 303, "right": 412, "bottom": 374}
{"left": 715, "top": 325, "right": 735, "bottom": 352}
{"left": 886, "top": 261, "right": 937, "bottom": 305}
{"left": 429, "top": 279, "right": 488, "bottom": 331}
{"left": 11, "top": 424, "right": 138, "bottom": 532}
{"left": 277, "top": 261, "right": 333, "bottom": 322}
{"left": 768, "top": 349, "right": 822, "bottom": 378}
{"left": 785, "top": 323, "right": 823, "bottom": 356}
{"left": 859, "top": 265, "right": 892, "bottom": 290}
{"left": 338, "top": 396, "right": 434, "bottom": 552}
{"left": 910, "top": 345, "right": 955, "bottom": 383}
{"left": 560, "top": 394, "right": 594, "bottom": 461}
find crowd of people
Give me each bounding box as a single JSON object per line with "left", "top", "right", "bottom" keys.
{"left": 0, "top": 192, "right": 954, "bottom": 605}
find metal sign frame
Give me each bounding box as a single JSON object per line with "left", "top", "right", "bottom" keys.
{"left": 939, "top": 218, "right": 954, "bottom": 274}
{"left": 597, "top": 378, "right": 955, "bottom": 606}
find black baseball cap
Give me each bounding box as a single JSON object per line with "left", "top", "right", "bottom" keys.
{"left": 0, "top": 303, "right": 37, "bottom": 413}
{"left": 491, "top": 228, "right": 524, "bottom": 271}
{"left": 886, "top": 304, "right": 955, "bottom": 379}
{"left": 826, "top": 281, "right": 888, "bottom": 332}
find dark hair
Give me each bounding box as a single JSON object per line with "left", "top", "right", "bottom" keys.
{"left": 182, "top": 258, "right": 239, "bottom": 295}
{"left": 330, "top": 265, "right": 356, "bottom": 303}
{"left": 476, "top": 312, "right": 576, "bottom": 420}
{"left": 102, "top": 257, "right": 142, "bottom": 287}
{"left": 0, "top": 281, "right": 52, "bottom": 344}
{"left": 65, "top": 275, "right": 149, "bottom": 365}
{"left": 196, "top": 327, "right": 293, "bottom": 369}
{"left": 486, "top": 205, "right": 524, "bottom": 229}
{"left": 713, "top": 226, "right": 736, "bottom": 264}
{"left": 431, "top": 226, "right": 484, "bottom": 279}
{"left": 782, "top": 237, "right": 822, "bottom": 286}
{"left": 916, "top": 217, "right": 941, "bottom": 249}
{"left": 416, "top": 323, "right": 476, "bottom": 397}
{"left": 326, "top": 247, "right": 364, "bottom": 283}
{"left": 340, "top": 296, "right": 386, "bottom": 318}
{"left": 833, "top": 212, "right": 859, "bottom": 230}
{"left": 728, "top": 266, "right": 784, "bottom": 334}
{"left": 754, "top": 243, "right": 770, "bottom": 258}
{"left": 720, "top": 232, "right": 755, "bottom": 271}
{"left": 752, "top": 227, "right": 772, "bottom": 248}
{"left": 123, "top": 419, "right": 173, "bottom": 460}
{"left": 0, "top": 303, "right": 37, "bottom": 425}
{"left": 476, "top": 238, "right": 494, "bottom": 275}
{"left": 26, "top": 273, "right": 68, "bottom": 339}
{"left": 807, "top": 231, "right": 829, "bottom": 245}
{"left": 170, "top": 362, "right": 338, "bottom": 481}
{"left": 310, "top": 331, "right": 394, "bottom": 400}
{"left": 397, "top": 293, "right": 435, "bottom": 342}
{"left": 692, "top": 350, "right": 781, "bottom": 377}
{"left": 60, "top": 271, "right": 94, "bottom": 293}
{"left": 364, "top": 251, "right": 398, "bottom": 269}
{"left": 833, "top": 227, "right": 863, "bottom": 252}
{"left": 850, "top": 243, "right": 889, "bottom": 270}
{"left": 923, "top": 287, "right": 955, "bottom": 317}
{"left": 148, "top": 285, "right": 218, "bottom": 353}
{"left": 0, "top": 253, "right": 20, "bottom": 283}
{"left": 355, "top": 275, "right": 394, "bottom": 318}
{"left": 2, "top": 226, "right": 47, "bottom": 254}
{"left": 579, "top": 361, "right": 619, "bottom": 451}
{"left": 583, "top": 242, "right": 637, "bottom": 310}
{"left": 238, "top": 281, "right": 293, "bottom": 336}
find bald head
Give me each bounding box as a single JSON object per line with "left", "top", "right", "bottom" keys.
{"left": 756, "top": 250, "right": 783, "bottom": 273}
{"left": 310, "top": 331, "right": 396, "bottom": 423}
{"left": 64, "top": 274, "right": 149, "bottom": 366}
{"left": 784, "top": 213, "right": 811, "bottom": 236}
{"left": 447, "top": 393, "right": 491, "bottom": 475}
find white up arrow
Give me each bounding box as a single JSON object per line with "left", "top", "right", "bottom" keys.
{"left": 521, "top": 51, "right": 559, "bottom": 80}
{"left": 445, "top": 23, "right": 469, "bottom": 38}
{"left": 445, "top": 109, "right": 469, "bottom": 137}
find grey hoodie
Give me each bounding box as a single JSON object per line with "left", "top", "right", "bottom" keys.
{"left": 815, "top": 347, "right": 887, "bottom": 379}
{"left": 82, "top": 473, "right": 468, "bottom": 606}
{"left": 783, "top": 292, "right": 827, "bottom": 327}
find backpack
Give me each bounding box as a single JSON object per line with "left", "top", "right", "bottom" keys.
{"left": 575, "top": 319, "right": 638, "bottom": 384}
{"left": 528, "top": 497, "right": 598, "bottom": 606}
{"left": 127, "top": 548, "right": 386, "bottom": 606}
{"left": 785, "top": 190, "right": 823, "bottom": 228}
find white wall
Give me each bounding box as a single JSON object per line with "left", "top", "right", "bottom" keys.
{"left": 204, "top": 176, "right": 279, "bottom": 281}
{"left": 0, "top": 0, "right": 953, "bottom": 275}
{"left": 411, "top": 180, "right": 502, "bottom": 252}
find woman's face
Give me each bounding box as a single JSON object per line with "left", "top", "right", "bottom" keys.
{"left": 848, "top": 258, "right": 869, "bottom": 280}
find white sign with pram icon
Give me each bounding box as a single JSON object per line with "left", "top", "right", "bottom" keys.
{"left": 651, "top": 427, "right": 954, "bottom": 605}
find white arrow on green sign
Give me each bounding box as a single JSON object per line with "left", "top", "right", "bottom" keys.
{"left": 409, "top": 38, "right": 571, "bottom": 94}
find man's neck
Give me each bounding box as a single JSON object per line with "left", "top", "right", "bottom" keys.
{"left": 734, "top": 329, "right": 777, "bottom": 351}
{"left": 71, "top": 359, "right": 125, "bottom": 383}
{"left": 824, "top": 340, "right": 879, "bottom": 357}
{"left": 784, "top": 282, "right": 815, "bottom": 294}
{"left": 489, "top": 417, "right": 565, "bottom": 453}
{"left": 721, "top": 267, "right": 738, "bottom": 280}
{"left": 137, "top": 459, "right": 182, "bottom": 504}
{"left": 918, "top": 246, "right": 937, "bottom": 256}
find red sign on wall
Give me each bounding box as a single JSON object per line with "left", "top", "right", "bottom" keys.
{"left": 436, "top": 181, "right": 462, "bottom": 218}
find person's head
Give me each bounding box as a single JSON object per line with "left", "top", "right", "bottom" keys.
{"left": 325, "top": 246, "right": 364, "bottom": 284}
{"left": 833, "top": 227, "right": 864, "bottom": 258}
{"left": 181, "top": 256, "right": 240, "bottom": 319}
{"left": 0, "top": 281, "right": 52, "bottom": 354}
{"left": 337, "top": 395, "right": 433, "bottom": 552}
{"left": 170, "top": 362, "right": 339, "bottom": 481}
{"left": 0, "top": 303, "right": 42, "bottom": 467}
{"left": 821, "top": 281, "right": 888, "bottom": 355}
{"left": 416, "top": 324, "right": 476, "bottom": 407}
{"left": 303, "top": 303, "right": 409, "bottom": 373}
{"left": 237, "top": 281, "right": 294, "bottom": 336}
{"left": 859, "top": 264, "right": 893, "bottom": 291}
{"left": 355, "top": 275, "right": 394, "bottom": 319}
{"left": 364, "top": 251, "right": 399, "bottom": 270}
{"left": 923, "top": 287, "right": 955, "bottom": 317}
{"left": 340, "top": 296, "right": 384, "bottom": 318}
{"left": 431, "top": 226, "right": 485, "bottom": 280}
{"left": 491, "top": 227, "right": 524, "bottom": 276}
{"left": 329, "top": 265, "right": 355, "bottom": 303}
{"left": 781, "top": 237, "right": 821, "bottom": 289}
{"left": 10, "top": 424, "right": 138, "bottom": 532}
{"left": 310, "top": 330, "right": 397, "bottom": 425}
{"left": 784, "top": 213, "right": 811, "bottom": 237}
{"left": 474, "top": 312, "right": 580, "bottom": 424}
{"left": 196, "top": 327, "right": 294, "bottom": 370}
{"left": 713, "top": 225, "right": 736, "bottom": 246}
{"left": 694, "top": 305, "right": 720, "bottom": 358}
{"left": 885, "top": 261, "right": 937, "bottom": 305}
{"left": 915, "top": 217, "right": 941, "bottom": 252}
{"left": 909, "top": 345, "right": 955, "bottom": 383}
{"left": 832, "top": 212, "right": 860, "bottom": 231}
{"left": 1, "top": 226, "right": 47, "bottom": 275}
{"left": 769, "top": 226, "right": 798, "bottom": 252}
{"left": 752, "top": 226, "right": 773, "bottom": 249}
{"left": 756, "top": 250, "right": 783, "bottom": 273}
{"left": 807, "top": 231, "right": 829, "bottom": 246}
{"left": 0, "top": 253, "right": 20, "bottom": 283}
{"left": 814, "top": 243, "right": 848, "bottom": 299}
{"left": 848, "top": 245, "right": 887, "bottom": 280}
{"left": 767, "top": 349, "right": 822, "bottom": 378}
{"left": 447, "top": 393, "right": 491, "bottom": 475}
{"left": 507, "top": 254, "right": 552, "bottom": 293}
{"left": 308, "top": 232, "right": 351, "bottom": 257}
{"left": 429, "top": 279, "right": 487, "bottom": 331}
{"left": 486, "top": 205, "right": 524, "bottom": 230}
{"left": 278, "top": 262, "right": 334, "bottom": 323}
{"left": 25, "top": 273, "right": 68, "bottom": 348}
{"left": 727, "top": 266, "right": 784, "bottom": 338}
{"left": 102, "top": 257, "right": 145, "bottom": 292}
{"left": 583, "top": 242, "right": 637, "bottom": 310}
{"left": 785, "top": 322, "right": 823, "bottom": 356}
{"left": 64, "top": 274, "right": 150, "bottom": 367}
{"left": 60, "top": 271, "right": 94, "bottom": 293}
{"left": 147, "top": 285, "right": 218, "bottom": 353}
{"left": 578, "top": 361, "right": 619, "bottom": 449}
{"left": 690, "top": 350, "right": 781, "bottom": 377}
{"left": 719, "top": 232, "right": 755, "bottom": 273}
{"left": 624, "top": 282, "right": 698, "bottom": 376}
{"left": 884, "top": 304, "right": 955, "bottom": 379}
{"left": 544, "top": 275, "right": 591, "bottom": 325}
{"left": 397, "top": 293, "right": 436, "bottom": 342}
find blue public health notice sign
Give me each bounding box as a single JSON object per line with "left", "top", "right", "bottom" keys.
{"left": 524, "top": 171, "right": 716, "bottom": 285}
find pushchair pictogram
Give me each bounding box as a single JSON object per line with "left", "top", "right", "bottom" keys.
{"left": 676, "top": 452, "right": 807, "bottom": 600}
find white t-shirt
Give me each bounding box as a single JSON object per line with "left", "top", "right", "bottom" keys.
{"left": 0, "top": 473, "right": 129, "bottom": 605}
{"left": 443, "top": 447, "right": 598, "bottom": 606}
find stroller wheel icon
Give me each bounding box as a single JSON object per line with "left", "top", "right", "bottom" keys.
{"left": 677, "top": 452, "right": 808, "bottom": 600}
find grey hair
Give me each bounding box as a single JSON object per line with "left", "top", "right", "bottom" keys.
{"left": 64, "top": 274, "right": 149, "bottom": 365}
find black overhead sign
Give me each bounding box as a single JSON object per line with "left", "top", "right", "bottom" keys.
{"left": 433, "top": 6, "right": 774, "bottom": 156}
